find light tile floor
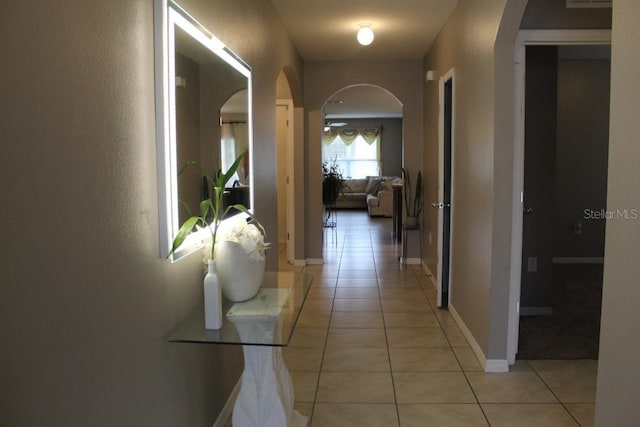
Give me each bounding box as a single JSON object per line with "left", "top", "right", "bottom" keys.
{"left": 280, "top": 211, "right": 596, "bottom": 427}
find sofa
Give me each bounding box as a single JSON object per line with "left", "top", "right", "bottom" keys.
{"left": 333, "top": 176, "right": 401, "bottom": 217}
{"left": 366, "top": 176, "right": 402, "bottom": 217}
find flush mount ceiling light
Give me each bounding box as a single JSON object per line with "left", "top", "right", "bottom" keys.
{"left": 357, "top": 24, "right": 374, "bottom": 46}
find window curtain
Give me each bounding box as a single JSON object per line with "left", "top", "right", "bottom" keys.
{"left": 323, "top": 127, "right": 381, "bottom": 145}
{"left": 221, "top": 123, "right": 239, "bottom": 183}
{"left": 322, "top": 127, "right": 383, "bottom": 177}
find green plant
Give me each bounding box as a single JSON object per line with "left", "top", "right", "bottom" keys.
{"left": 402, "top": 167, "right": 423, "bottom": 218}
{"left": 168, "top": 150, "right": 264, "bottom": 260}
{"left": 322, "top": 158, "right": 346, "bottom": 206}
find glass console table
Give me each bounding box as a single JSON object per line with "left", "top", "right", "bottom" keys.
{"left": 170, "top": 272, "right": 313, "bottom": 427}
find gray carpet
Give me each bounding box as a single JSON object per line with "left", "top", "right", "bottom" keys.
{"left": 517, "top": 263, "right": 603, "bottom": 360}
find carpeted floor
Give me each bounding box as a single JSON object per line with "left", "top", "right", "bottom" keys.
{"left": 517, "top": 263, "right": 603, "bottom": 360}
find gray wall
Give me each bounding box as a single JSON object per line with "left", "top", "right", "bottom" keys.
{"left": 422, "top": 0, "right": 528, "bottom": 360}
{"left": 596, "top": 1, "right": 640, "bottom": 424}
{"left": 0, "top": 0, "right": 302, "bottom": 425}
{"left": 554, "top": 56, "right": 610, "bottom": 258}
{"left": 304, "top": 60, "right": 424, "bottom": 260}
{"left": 521, "top": 47, "right": 610, "bottom": 309}
{"left": 521, "top": 46, "right": 558, "bottom": 309}
{"left": 520, "top": 0, "right": 612, "bottom": 29}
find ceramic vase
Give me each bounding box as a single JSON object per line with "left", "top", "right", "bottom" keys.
{"left": 203, "top": 259, "right": 223, "bottom": 330}
{"left": 215, "top": 240, "right": 265, "bottom": 302}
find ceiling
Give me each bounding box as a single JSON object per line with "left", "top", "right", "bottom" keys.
{"left": 270, "top": 0, "right": 459, "bottom": 118}
{"left": 269, "top": 0, "right": 459, "bottom": 62}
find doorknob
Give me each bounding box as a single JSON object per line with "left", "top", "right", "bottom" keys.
{"left": 432, "top": 202, "right": 451, "bottom": 209}
{"left": 524, "top": 205, "right": 533, "bottom": 214}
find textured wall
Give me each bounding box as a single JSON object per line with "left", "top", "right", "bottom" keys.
{"left": 0, "top": 0, "right": 302, "bottom": 425}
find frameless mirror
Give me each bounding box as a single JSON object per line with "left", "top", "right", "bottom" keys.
{"left": 155, "top": 0, "right": 254, "bottom": 260}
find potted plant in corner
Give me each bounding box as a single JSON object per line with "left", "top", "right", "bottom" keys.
{"left": 168, "top": 150, "right": 266, "bottom": 329}
{"left": 402, "top": 167, "right": 423, "bottom": 228}
{"left": 322, "top": 158, "right": 346, "bottom": 206}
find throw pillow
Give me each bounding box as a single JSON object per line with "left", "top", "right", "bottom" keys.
{"left": 365, "top": 177, "right": 383, "bottom": 194}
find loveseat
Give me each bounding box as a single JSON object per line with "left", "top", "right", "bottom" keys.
{"left": 333, "top": 176, "right": 401, "bottom": 217}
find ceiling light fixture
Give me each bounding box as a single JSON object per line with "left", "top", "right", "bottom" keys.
{"left": 357, "top": 24, "right": 374, "bottom": 46}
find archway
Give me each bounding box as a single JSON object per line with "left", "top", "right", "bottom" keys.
{"left": 320, "top": 84, "right": 404, "bottom": 254}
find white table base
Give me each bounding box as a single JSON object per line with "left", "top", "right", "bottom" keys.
{"left": 232, "top": 345, "right": 308, "bottom": 427}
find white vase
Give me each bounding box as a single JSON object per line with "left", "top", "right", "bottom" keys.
{"left": 215, "top": 240, "right": 265, "bottom": 302}
{"left": 203, "top": 259, "right": 223, "bottom": 330}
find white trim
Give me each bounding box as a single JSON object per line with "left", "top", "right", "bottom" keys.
{"left": 507, "top": 29, "right": 612, "bottom": 365}
{"left": 212, "top": 378, "right": 241, "bottom": 427}
{"left": 485, "top": 359, "right": 510, "bottom": 373}
{"left": 553, "top": 257, "right": 604, "bottom": 264}
{"left": 520, "top": 306, "right": 553, "bottom": 316}
{"left": 448, "top": 308, "right": 480, "bottom": 361}
{"left": 402, "top": 257, "right": 422, "bottom": 265}
{"left": 436, "top": 68, "right": 455, "bottom": 308}
{"left": 293, "top": 259, "right": 307, "bottom": 267}
{"left": 305, "top": 258, "right": 324, "bottom": 265}
{"left": 518, "top": 29, "right": 612, "bottom": 46}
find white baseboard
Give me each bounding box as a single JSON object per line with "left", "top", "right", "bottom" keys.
{"left": 520, "top": 306, "right": 553, "bottom": 316}
{"left": 212, "top": 378, "right": 241, "bottom": 427}
{"left": 293, "top": 259, "right": 307, "bottom": 267}
{"left": 552, "top": 257, "right": 604, "bottom": 264}
{"left": 305, "top": 258, "right": 324, "bottom": 265}
{"left": 401, "top": 257, "right": 422, "bottom": 265}
{"left": 485, "top": 359, "right": 510, "bottom": 373}
{"left": 449, "top": 305, "right": 509, "bottom": 373}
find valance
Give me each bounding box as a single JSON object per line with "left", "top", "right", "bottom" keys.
{"left": 323, "top": 127, "right": 381, "bottom": 145}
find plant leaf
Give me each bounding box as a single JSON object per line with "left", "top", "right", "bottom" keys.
{"left": 189, "top": 161, "right": 215, "bottom": 187}
{"left": 168, "top": 215, "right": 200, "bottom": 257}
{"left": 221, "top": 150, "right": 246, "bottom": 188}
{"left": 199, "top": 199, "right": 213, "bottom": 219}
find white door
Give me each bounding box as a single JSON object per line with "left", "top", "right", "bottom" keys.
{"left": 276, "top": 100, "right": 295, "bottom": 264}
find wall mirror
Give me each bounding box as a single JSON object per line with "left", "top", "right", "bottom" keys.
{"left": 155, "top": 0, "right": 254, "bottom": 261}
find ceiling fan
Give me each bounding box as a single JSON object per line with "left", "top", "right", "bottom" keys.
{"left": 324, "top": 121, "right": 348, "bottom": 131}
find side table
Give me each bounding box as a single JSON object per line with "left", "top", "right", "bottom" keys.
{"left": 169, "top": 272, "right": 313, "bottom": 426}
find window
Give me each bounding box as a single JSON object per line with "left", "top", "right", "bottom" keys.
{"left": 322, "top": 128, "right": 381, "bottom": 178}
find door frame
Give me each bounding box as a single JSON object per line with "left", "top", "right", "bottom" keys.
{"left": 507, "top": 29, "right": 612, "bottom": 365}
{"left": 437, "top": 67, "right": 455, "bottom": 307}
{"left": 276, "top": 99, "right": 296, "bottom": 265}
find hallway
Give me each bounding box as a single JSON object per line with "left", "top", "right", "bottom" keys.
{"left": 283, "top": 211, "right": 596, "bottom": 426}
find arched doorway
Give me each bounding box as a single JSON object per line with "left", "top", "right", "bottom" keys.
{"left": 321, "top": 84, "right": 403, "bottom": 254}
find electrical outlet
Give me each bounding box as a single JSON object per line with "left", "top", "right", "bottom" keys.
{"left": 527, "top": 257, "right": 537, "bottom": 273}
